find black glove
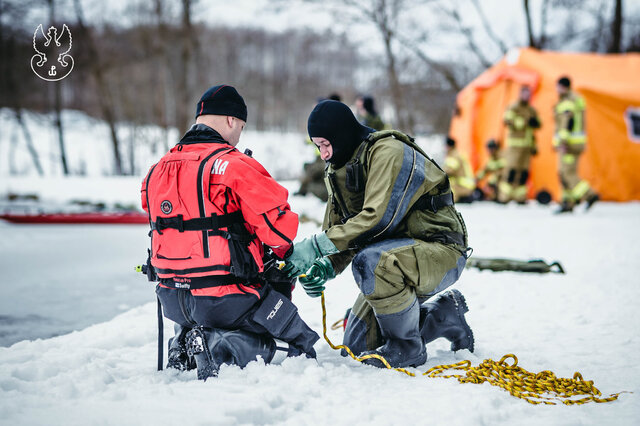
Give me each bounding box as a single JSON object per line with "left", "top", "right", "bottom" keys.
{"left": 528, "top": 116, "right": 540, "bottom": 128}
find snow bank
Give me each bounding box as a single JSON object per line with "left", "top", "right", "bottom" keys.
{"left": 0, "top": 108, "right": 312, "bottom": 181}
{"left": 1, "top": 199, "right": 639, "bottom": 425}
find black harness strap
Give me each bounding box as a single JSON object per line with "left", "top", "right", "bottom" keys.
{"left": 411, "top": 192, "right": 455, "bottom": 214}
{"left": 158, "top": 274, "right": 246, "bottom": 290}
{"left": 424, "top": 230, "right": 466, "bottom": 247}
{"left": 154, "top": 264, "right": 232, "bottom": 275}
{"left": 151, "top": 211, "right": 244, "bottom": 234}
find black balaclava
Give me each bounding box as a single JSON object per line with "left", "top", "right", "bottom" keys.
{"left": 362, "top": 96, "right": 377, "bottom": 115}
{"left": 307, "top": 100, "right": 374, "bottom": 168}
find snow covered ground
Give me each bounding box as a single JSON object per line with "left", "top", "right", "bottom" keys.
{"left": 1, "top": 188, "right": 639, "bottom": 425}
{"left": 1, "top": 109, "right": 638, "bottom": 424}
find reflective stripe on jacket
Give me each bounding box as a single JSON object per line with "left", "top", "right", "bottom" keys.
{"left": 554, "top": 92, "right": 586, "bottom": 146}
{"left": 503, "top": 102, "right": 540, "bottom": 148}
{"left": 444, "top": 149, "right": 476, "bottom": 190}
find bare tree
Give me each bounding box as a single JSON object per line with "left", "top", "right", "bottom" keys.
{"left": 523, "top": 0, "right": 536, "bottom": 47}
{"left": 292, "top": 0, "right": 414, "bottom": 131}
{"left": 523, "top": 0, "right": 551, "bottom": 48}
{"left": 537, "top": 0, "right": 551, "bottom": 48}
{"left": 153, "top": 0, "right": 173, "bottom": 151}
{"left": 395, "top": 33, "right": 462, "bottom": 91}
{"left": 0, "top": 0, "right": 44, "bottom": 175}
{"left": 73, "top": 0, "right": 124, "bottom": 175}
{"left": 608, "top": 0, "right": 623, "bottom": 53}
{"left": 439, "top": 4, "right": 492, "bottom": 69}
{"left": 470, "top": 0, "right": 508, "bottom": 54}
{"left": 175, "top": 0, "right": 198, "bottom": 136}
{"left": 48, "top": 0, "right": 69, "bottom": 175}
{"left": 14, "top": 110, "right": 44, "bottom": 175}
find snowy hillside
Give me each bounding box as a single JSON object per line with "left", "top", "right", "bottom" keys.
{"left": 1, "top": 191, "right": 638, "bottom": 425}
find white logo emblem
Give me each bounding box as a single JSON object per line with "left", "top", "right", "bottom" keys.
{"left": 160, "top": 200, "right": 173, "bottom": 214}
{"left": 212, "top": 159, "right": 229, "bottom": 175}
{"left": 31, "top": 24, "right": 74, "bottom": 82}
{"left": 267, "top": 299, "right": 283, "bottom": 320}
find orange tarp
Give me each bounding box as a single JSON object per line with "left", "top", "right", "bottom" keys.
{"left": 449, "top": 48, "right": 640, "bottom": 201}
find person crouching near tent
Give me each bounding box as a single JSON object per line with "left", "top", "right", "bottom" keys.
{"left": 553, "top": 76, "right": 600, "bottom": 213}
{"left": 499, "top": 85, "right": 541, "bottom": 204}
{"left": 475, "top": 139, "right": 505, "bottom": 202}
{"left": 443, "top": 137, "right": 476, "bottom": 203}
{"left": 282, "top": 100, "right": 474, "bottom": 369}
{"left": 140, "top": 84, "right": 318, "bottom": 380}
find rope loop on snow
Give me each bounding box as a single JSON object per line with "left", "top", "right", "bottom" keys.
{"left": 321, "top": 293, "right": 415, "bottom": 377}
{"left": 320, "top": 292, "right": 628, "bottom": 405}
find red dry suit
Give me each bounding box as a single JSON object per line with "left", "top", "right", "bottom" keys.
{"left": 141, "top": 124, "right": 298, "bottom": 301}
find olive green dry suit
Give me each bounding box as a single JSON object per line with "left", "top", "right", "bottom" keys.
{"left": 322, "top": 129, "right": 472, "bottom": 363}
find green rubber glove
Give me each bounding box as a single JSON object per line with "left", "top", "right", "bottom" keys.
{"left": 284, "top": 233, "right": 338, "bottom": 277}
{"left": 299, "top": 257, "right": 335, "bottom": 298}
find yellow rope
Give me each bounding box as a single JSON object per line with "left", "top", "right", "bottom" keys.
{"left": 321, "top": 293, "right": 415, "bottom": 377}
{"left": 320, "top": 292, "right": 627, "bottom": 405}
{"left": 330, "top": 318, "right": 344, "bottom": 331}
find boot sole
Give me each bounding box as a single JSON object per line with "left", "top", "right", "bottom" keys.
{"left": 362, "top": 350, "right": 427, "bottom": 369}
{"left": 446, "top": 289, "right": 475, "bottom": 353}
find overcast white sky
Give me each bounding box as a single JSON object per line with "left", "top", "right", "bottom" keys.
{"left": 19, "top": 0, "right": 640, "bottom": 67}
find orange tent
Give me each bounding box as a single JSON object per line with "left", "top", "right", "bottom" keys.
{"left": 449, "top": 48, "right": 640, "bottom": 201}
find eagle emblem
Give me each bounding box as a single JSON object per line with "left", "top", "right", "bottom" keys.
{"left": 31, "top": 24, "right": 74, "bottom": 81}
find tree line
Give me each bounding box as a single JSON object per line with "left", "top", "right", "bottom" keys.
{"left": 0, "top": 0, "right": 638, "bottom": 175}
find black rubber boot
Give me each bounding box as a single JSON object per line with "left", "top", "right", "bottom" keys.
{"left": 185, "top": 327, "right": 219, "bottom": 381}
{"left": 361, "top": 300, "right": 427, "bottom": 369}
{"left": 585, "top": 193, "right": 599, "bottom": 211}
{"left": 207, "top": 329, "right": 277, "bottom": 368}
{"left": 420, "top": 289, "right": 474, "bottom": 352}
{"left": 167, "top": 324, "right": 196, "bottom": 371}
{"left": 554, "top": 201, "right": 574, "bottom": 214}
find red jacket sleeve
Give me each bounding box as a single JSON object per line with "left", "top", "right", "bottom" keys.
{"left": 209, "top": 153, "right": 298, "bottom": 258}
{"left": 140, "top": 174, "right": 149, "bottom": 213}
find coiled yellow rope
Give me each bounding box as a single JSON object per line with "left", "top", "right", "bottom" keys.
{"left": 320, "top": 292, "right": 627, "bottom": 405}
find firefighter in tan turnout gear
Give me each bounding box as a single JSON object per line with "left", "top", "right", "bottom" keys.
{"left": 499, "top": 86, "right": 540, "bottom": 204}
{"left": 283, "top": 100, "right": 474, "bottom": 368}
{"left": 553, "top": 76, "right": 599, "bottom": 213}
{"left": 476, "top": 139, "right": 505, "bottom": 202}
{"left": 443, "top": 137, "right": 476, "bottom": 203}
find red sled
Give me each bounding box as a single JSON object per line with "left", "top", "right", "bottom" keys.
{"left": 0, "top": 212, "right": 149, "bottom": 224}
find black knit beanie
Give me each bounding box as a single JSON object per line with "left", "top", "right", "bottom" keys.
{"left": 362, "top": 96, "right": 377, "bottom": 115}
{"left": 196, "top": 85, "right": 247, "bottom": 122}
{"left": 307, "top": 100, "right": 373, "bottom": 168}
{"left": 557, "top": 76, "right": 571, "bottom": 88}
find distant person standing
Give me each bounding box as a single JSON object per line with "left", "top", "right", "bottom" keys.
{"left": 444, "top": 137, "right": 475, "bottom": 203}
{"left": 553, "top": 76, "right": 599, "bottom": 213}
{"left": 355, "top": 95, "right": 386, "bottom": 131}
{"left": 476, "top": 139, "right": 505, "bottom": 201}
{"left": 498, "top": 86, "right": 541, "bottom": 204}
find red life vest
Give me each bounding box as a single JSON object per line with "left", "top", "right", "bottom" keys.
{"left": 143, "top": 143, "right": 261, "bottom": 281}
